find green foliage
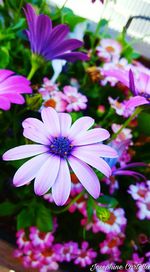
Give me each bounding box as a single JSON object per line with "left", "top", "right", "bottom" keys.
{"left": 17, "top": 201, "right": 53, "bottom": 232}
{"left": 62, "top": 7, "right": 85, "bottom": 31}
{"left": 36, "top": 205, "right": 53, "bottom": 232}
{"left": 97, "top": 195, "right": 119, "bottom": 208}
{"left": 17, "top": 208, "right": 35, "bottom": 230}
{"left": 0, "top": 201, "right": 17, "bottom": 216}
{"left": 87, "top": 197, "right": 94, "bottom": 222}
{"left": 0, "top": 46, "right": 10, "bottom": 68}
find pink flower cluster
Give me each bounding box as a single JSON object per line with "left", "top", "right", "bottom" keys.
{"left": 14, "top": 227, "right": 97, "bottom": 271}
{"left": 39, "top": 77, "right": 88, "bottom": 112}
{"left": 128, "top": 180, "right": 150, "bottom": 220}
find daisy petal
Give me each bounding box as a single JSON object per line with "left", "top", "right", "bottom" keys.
{"left": 13, "top": 153, "right": 50, "bottom": 187}
{"left": 75, "top": 144, "right": 118, "bottom": 158}
{"left": 52, "top": 159, "right": 71, "bottom": 206}
{"left": 0, "top": 69, "right": 14, "bottom": 83}
{"left": 126, "top": 96, "right": 148, "bottom": 108}
{"left": 58, "top": 113, "right": 72, "bottom": 136}
{"left": 68, "top": 156, "right": 100, "bottom": 198}
{"left": 72, "top": 149, "right": 111, "bottom": 177}
{"left": 34, "top": 155, "right": 60, "bottom": 195}
{"left": 69, "top": 116, "right": 94, "bottom": 138}
{"left": 22, "top": 117, "right": 50, "bottom": 145}
{"left": 73, "top": 128, "right": 110, "bottom": 146}
{"left": 0, "top": 97, "right": 10, "bottom": 110}
{"left": 3, "top": 144, "right": 49, "bottom": 160}
{"left": 41, "top": 107, "right": 60, "bottom": 136}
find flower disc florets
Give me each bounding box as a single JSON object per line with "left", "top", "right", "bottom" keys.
{"left": 50, "top": 137, "right": 73, "bottom": 158}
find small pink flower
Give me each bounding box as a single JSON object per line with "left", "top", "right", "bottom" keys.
{"left": 42, "top": 91, "right": 67, "bottom": 112}
{"left": 83, "top": 208, "right": 127, "bottom": 234}
{"left": 108, "top": 97, "right": 134, "bottom": 118}
{"left": 63, "top": 85, "right": 88, "bottom": 112}
{"left": 35, "top": 246, "right": 60, "bottom": 265}
{"left": 22, "top": 249, "right": 41, "bottom": 269}
{"left": 29, "top": 226, "right": 54, "bottom": 249}
{"left": 136, "top": 192, "right": 150, "bottom": 220}
{"left": 111, "top": 124, "right": 133, "bottom": 142}
{"left": 99, "top": 233, "right": 125, "bottom": 261}
{"left": 128, "top": 182, "right": 148, "bottom": 201}
{"left": 39, "top": 77, "right": 58, "bottom": 99}
{"left": 54, "top": 241, "right": 78, "bottom": 262}
{"left": 16, "top": 229, "right": 31, "bottom": 253}
{"left": 97, "top": 39, "right": 122, "bottom": 62}
{"left": 127, "top": 253, "right": 145, "bottom": 272}
{"left": 74, "top": 241, "right": 97, "bottom": 267}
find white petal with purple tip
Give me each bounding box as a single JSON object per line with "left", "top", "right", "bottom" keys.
{"left": 23, "top": 117, "right": 50, "bottom": 145}
{"left": 68, "top": 156, "right": 100, "bottom": 198}
{"left": 75, "top": 144, "right": 118, "bottom": 158}
{"left": 13, "top": 153, "right": 50, "bottom": 187}
{"left": 52, "top": 159, "right": 71, "bottom": 206}
{"left": 34, "top": 155, "right": 60, "bottom": 195}
{"left": 41, "top": 107, "right": 60, "bottom": 136}
{"left": 72, "top": 148, "right": 111, "bottom": 177}
{"left": 3, "top": 144, "right": 49, "bottom": 161}
{"left": 72, "top": 128, "right": 110, "bottom": 146}
{"left": 58, "top": 113, "right": 72, "bottom": 136}
{"left": 68, "top": 116, "right": 94, "bottom": 138}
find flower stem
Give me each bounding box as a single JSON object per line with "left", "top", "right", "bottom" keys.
{"left": 27, "top": 64, "right": 38, "bottom": 80}
{"left": 61, "top": 0, "right": 69, "bottom": 10}
{"left": 52, "top": 190, "right": 85, "bottom": 214}
{"left": 108, "top": 107, "right": 142, "bottom": 143}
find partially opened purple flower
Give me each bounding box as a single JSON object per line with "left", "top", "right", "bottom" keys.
{"left": 0, "top": 69, "right": 32, "bottom": 110}
{"left": 3, "top": 107, "right": 117, "bottom": 206}
{"left": 24, "top": 4, "right": 88, "bottom": 62}
{"left": 103, "top": 68, "right": 150, "bottom": 108}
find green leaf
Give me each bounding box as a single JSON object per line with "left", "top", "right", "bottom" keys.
{"left": 62, "top": 8, "right": 85, "bottom": 31}
{"left": 87, "top": 197, "right": 94, "bottom": 222}
{"left": 0, "top": 201, "right": 17, "bottom": 216}
{"left": 0, "top": 47, "right": 9, "bottom": 68}
{"left": 11, "top": 18, "right": 25, "bottom": 30}
{"left": 70, "top": 111, "right": 83, "bottom": 122}
{"left": 98, "top": 19, "right": 108, "bottom": 29}
{"left": 97, "top": 195, "right": 118, "bottom": 208}
{"left": 17, "top": 208, "right": 35, "bottom": 230}
{"left": 36, "top": 205, "right": 53, "bottom": 232}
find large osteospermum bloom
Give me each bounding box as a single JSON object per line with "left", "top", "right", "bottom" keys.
{"left": 0, "top": 69, "right": 32, "bottom": 110}
{"left": 3, "top": 107, "right": 117, "bottom": 206}
{"left": 24, "top": 4, "right": 88, "bottom": 62}
{"left": 103, "top": 68, "right": 150, "bottom": 108}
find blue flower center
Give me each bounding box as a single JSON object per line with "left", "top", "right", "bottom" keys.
{"left": 50, "top": 137, "right": 73, "bottom": 158}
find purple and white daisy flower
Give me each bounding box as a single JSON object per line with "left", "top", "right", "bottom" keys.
{"left": 3, "top": 107, "right": 117, "bottom": 206}
{"left": 24, "top": 4, "right": 88, "bottom": 62}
